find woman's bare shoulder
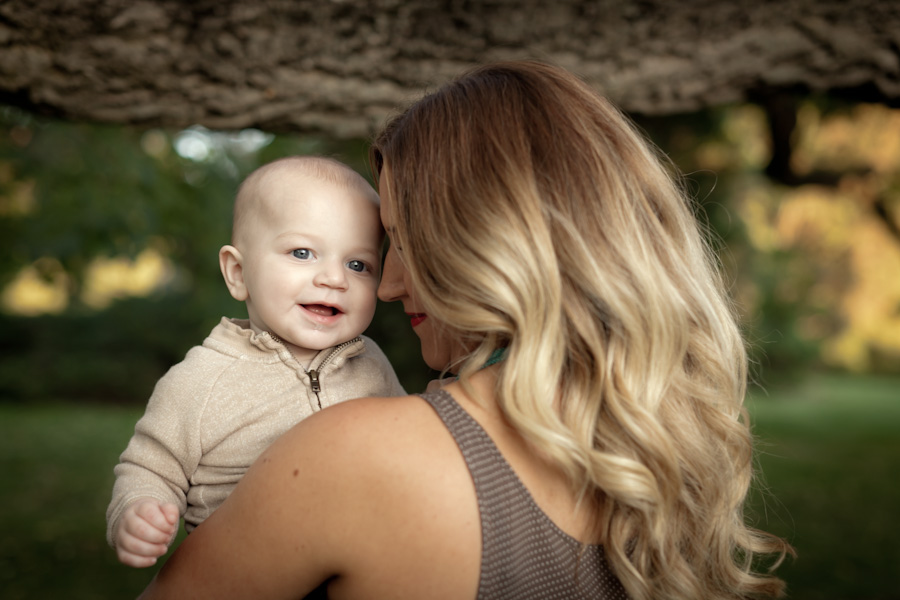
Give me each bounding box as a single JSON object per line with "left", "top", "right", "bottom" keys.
{"left": 275, "top": 393, "right": 446, "bottom": 465}
{"left": 258, "top": 392, "right": 476, "bottom": 527}
{"left": 143, "top": 393, "right": 481, "bottom": 599}
{"left": 261, "top": 393, "right": 480, "bottom": 596}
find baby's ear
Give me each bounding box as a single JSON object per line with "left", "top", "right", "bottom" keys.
{"left": 219, "top": 245, "right": 248, "bottom": 301}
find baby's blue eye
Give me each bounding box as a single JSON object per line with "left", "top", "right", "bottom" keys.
{"left": 347, "top": 260, "right": 367, "bottom": 273}
{"left": 292, "top": 248, "right": 311, "bottom": 260}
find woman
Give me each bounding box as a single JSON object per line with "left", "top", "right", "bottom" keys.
{"left": 141, "top": 61, "right": 790, "bottom": 599}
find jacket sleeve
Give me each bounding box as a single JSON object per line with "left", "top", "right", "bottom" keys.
{"left": 105, "top": 349, "right": 211, "bottom": 547}
{"left": 359, "top": 336, "right": 407, "bottom": 397}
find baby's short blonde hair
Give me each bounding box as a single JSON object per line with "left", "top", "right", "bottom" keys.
{"left": 232, "top": 156, "right": 379, "bottom": 247}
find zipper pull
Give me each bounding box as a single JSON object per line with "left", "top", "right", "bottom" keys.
{"left": 308, "top": 369, "right": 321, "bottom": 393}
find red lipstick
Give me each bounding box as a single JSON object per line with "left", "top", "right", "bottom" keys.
{"left": 408, "top": 313, "right": 427, "bottom": 328}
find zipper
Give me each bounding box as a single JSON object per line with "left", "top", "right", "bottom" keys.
{"left": 305, "top": 337, "right": 361, "bottom": 410}
{"left": 308, "top": 370, "right": 322, "bottom": 410}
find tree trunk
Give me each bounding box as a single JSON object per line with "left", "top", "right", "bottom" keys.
{"left": 1, "top": 0, "right": 898, "bottom": 137}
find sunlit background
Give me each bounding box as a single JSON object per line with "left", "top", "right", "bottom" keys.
{"left": 4, "top": 102, "right": 899, "bottom": 374}
{"left": 2, "top": 126, "right": 272, "bottom": 313}
{"left": 1, "top": 96, "right": 898, "bottom": 598}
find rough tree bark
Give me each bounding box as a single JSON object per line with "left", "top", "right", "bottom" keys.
{"left": 1, "top": 0, "right": 899, "bottom": 138}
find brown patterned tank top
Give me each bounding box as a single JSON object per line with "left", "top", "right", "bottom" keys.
{"left": 420, "top": 390, "right": 629, "bottom": 599}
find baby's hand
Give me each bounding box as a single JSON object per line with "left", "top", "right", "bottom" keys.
{"left": 115, "top": 499, "right": 179, "bottom": 568}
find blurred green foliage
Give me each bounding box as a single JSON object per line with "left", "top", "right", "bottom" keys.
{"left": 0, "top": 106, "right": 433, "bottom": 401}
{"left": 634, "top": 110, "right": 825, "bottom": 381}
{"left": 5, "top": 99, "right": 892, "bottom": 402}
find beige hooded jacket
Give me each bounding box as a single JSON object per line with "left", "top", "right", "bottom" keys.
{"left": 106, "top": 317, "right": 405, "bottom": 546}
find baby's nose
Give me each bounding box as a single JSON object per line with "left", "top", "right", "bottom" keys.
{"left": 312, "top": 261, "right": 348, "bottom": 289}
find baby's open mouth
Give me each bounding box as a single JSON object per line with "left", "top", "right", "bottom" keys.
{"left": 303, "top": 304, "right": 340, "bottom": 317}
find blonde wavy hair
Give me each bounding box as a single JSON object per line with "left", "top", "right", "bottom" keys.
{"left": 371, "top": 60, "right": 791, "bottom": 599}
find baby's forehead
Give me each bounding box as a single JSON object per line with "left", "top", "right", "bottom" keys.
{"left": 258, "top": 182, "right": 378, "bottom": 234}
{"left": 233, "top": 158, "right": 380, "bottom": 245}
{"left": 256, "top": 161, "right": 378, "bottom": 207}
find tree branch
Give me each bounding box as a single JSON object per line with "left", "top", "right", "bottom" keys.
{"left": 1, "top": 0, "right": 899, "bottom": 137}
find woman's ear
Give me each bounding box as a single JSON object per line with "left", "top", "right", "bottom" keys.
{"left": 219, "top": 245, "right": 248, "bottom": 301}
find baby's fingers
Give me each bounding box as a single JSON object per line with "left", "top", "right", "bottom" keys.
{"left": 116, "top": 537, "right": 167, "bottom": 568}
{"left": 159, "top": 502, "right": 180, "bottom": 528}
{"left": 116, "top": 520, "right": 170, "bottom": 568}
{"left": 134, "top": 502, "right": 177, "bottom": 536}
{"left": 127, "top": 511, "right": 174, "bottom": 545}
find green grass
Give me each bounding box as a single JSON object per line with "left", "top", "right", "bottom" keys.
{"left": 1, "top": 371, "right": 898, "bottom": 599}
{"left": 0, "top": 402, "right": 178, "bottom": 599}
{"left": 747, "top": 372, "right": 900, "bottom": 600}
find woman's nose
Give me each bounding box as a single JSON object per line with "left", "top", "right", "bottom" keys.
{"left": 377, "top": 246, "right": 405, "bottom": 302}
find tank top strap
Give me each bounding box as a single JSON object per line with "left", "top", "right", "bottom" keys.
{"left": 419, "top": 389, "right": 629, "bottom": 600}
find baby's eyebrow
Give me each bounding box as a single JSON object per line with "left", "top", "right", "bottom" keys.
{"left": 274, "top": 230, "right": 316, "bottom": 241}
{"left": 348, "top": 246, "right": 381, "bottom": 258}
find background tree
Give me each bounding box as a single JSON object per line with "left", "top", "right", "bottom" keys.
{"left": 2, "top": 6, "right": 900, "bottom": 598}
{"left": 1, "top": 0, "right": 899, "bottom": 134}
{"left": 1, "top": 0, "right": 900, "bottom": 400}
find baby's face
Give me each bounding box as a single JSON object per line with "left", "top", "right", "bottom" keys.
{"left": 239, "top": 174, "right": 381, "bottom": 364}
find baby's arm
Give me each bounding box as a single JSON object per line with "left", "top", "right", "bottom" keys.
{"left": 115, "top": 499, "right": 180, "bottom": 568}
{"left": 107, "top": 353, "right": 207, "bottom": 564}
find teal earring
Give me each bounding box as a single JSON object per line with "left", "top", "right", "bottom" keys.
{"left": 453, "top": 348, "right": 507, "bottom": 381}
{"left": 480, "top": 348, "right": 507, "bottom": 369}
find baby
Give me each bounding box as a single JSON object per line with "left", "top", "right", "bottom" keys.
{"left": 106, "top": 156, "right": 405, "bottom": 567}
